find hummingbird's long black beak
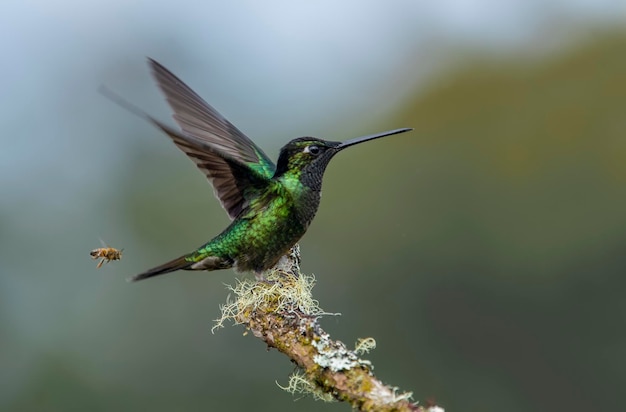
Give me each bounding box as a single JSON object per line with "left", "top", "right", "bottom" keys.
{"left": 337, "top": 128, "right": 413, "bottom": 150}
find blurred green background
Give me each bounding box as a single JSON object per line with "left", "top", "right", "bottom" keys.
{"left": 2, "top": 2, "right": 625, "bottom": 411}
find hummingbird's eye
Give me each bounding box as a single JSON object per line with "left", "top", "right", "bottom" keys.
{"left": 306, "top": 145, "right": 321, "bottom": 155}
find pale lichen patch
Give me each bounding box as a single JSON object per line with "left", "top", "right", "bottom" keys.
{"left": 311, "top": 330, "right": 372, "bottom": 373}
{"left": 354, "top": 337, "right": 376, "bottom": 355}
{"left": 276, "top": 370, "right": 335, "bottom": 402}
{"left": 368, "top": 380, "right": 414, "bottom": 406}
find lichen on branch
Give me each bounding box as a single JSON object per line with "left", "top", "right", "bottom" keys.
{"left": 212, "top": 246, "right": 443, "bottom": 412}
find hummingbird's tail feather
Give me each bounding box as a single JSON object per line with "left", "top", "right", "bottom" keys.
{"left": 130, "top": 255, "right": 193, "bottom": 282}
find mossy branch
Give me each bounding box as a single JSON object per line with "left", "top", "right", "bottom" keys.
{"left": 213, "top": 246, "right": 443, "bottom": 412}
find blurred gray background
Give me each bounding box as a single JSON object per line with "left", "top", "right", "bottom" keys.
{"left": 2, "top": 1, "right": 625, "bottom": 411}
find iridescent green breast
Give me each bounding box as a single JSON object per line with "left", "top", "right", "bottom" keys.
{"left": 188, "top": 179, "right": 314, "bottom": 273}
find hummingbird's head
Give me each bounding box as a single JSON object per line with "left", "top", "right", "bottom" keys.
{"left": 274, "top": 138, "right": 341, "bottom": 178}
{"left": 273, "top": 128, "right": 413, "bottom": 189}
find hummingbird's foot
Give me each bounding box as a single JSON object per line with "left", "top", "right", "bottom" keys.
{"left": 257, "top": 278, "right": 279, "bottom": 286}
{"left": 254, "top": 269, "right": 295, "bottom": 286}
{"left": 272, "top": 246, "right": 302, "bottom": 278}
{"left": 254, "top": 271, "right": 279, "bottom": 286}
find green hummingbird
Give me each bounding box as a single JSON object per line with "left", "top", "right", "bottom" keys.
{"left": 126, "top": 59, "right": 412, "bottom": 281}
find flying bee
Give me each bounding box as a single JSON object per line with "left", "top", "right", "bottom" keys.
{"left": 90, "top": 241, "right": 123, "bottom": 268}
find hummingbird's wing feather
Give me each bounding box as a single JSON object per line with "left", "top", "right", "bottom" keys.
{"left": 151, "top": 120, "right": 272, "bottom": 218}
{"left": 169, "top": 131, "right": 270, "bottom": 211}
{"left": 99, "top": 82, "right": 268, "bottom": 219}
{"left": 149, "top": 58, "right": 276, "bottom": 219}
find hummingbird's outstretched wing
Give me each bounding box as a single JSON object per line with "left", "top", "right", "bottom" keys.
{"left": 149, "top": 58, "right": 276, "bottom": 220}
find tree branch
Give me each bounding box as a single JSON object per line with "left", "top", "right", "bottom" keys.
{"left": 213, "top": 246, "right": 443, "bottom": 412}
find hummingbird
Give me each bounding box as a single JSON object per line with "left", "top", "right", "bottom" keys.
{"left": 122, "top": 59, "right": 412, "bottom": 281}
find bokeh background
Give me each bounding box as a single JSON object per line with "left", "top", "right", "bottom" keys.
{"left": 2, "top": 1, "right": 625, "bottom": 411}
